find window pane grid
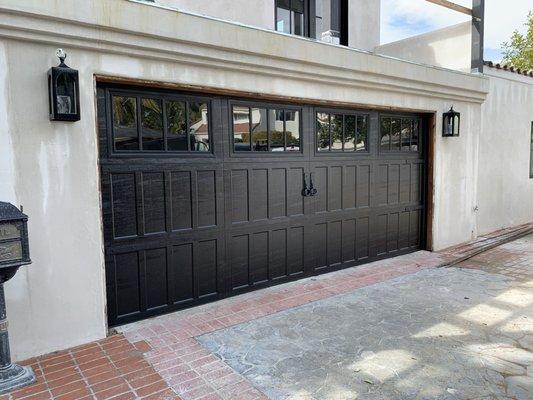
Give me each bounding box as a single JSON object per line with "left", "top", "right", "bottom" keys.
{"left": 233, "top": 105, "right": 301, "bottom": 153}
{"left": 316, "top": 112, "right": 368, "bottom": 153}
{"left": 112, "top": 94, "right": 209, "bottom": 153}
{"left": 380, "top": 116, "right": 420, "bottom": 153}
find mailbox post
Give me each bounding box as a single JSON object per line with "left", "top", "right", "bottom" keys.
{"left": 0, "top": 202, "right": 35, "bottom": 394}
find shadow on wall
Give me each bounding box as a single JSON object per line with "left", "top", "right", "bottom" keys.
{"left": 374, "top": 22, "right": 472, "bottom": 72}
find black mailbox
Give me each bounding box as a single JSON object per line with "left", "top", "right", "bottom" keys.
{"left": 0, "top": 202, "right": 31, "bottom": 280}
{"left": 0, "top": 202, "right": 35, "bottom": 394}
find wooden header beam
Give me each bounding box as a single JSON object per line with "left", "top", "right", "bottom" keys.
{"left": 425, "top": 0, "right": 472, "bottom": 16}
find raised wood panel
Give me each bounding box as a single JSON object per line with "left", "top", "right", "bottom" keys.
{"left": 142, "top": 172, "right": 166, "bottom": 235}
{"left": 171, "top": 243, "right": 194, "bottom": 303}
{"left": 170, "top": 171, "right": 192, "bottom": 231}
{"left": 145, "top": 247, "right": 168, "bottom": 310}
{"left": 113, "top": 251, "right": 140, "bottom": 318}
{"left": 231, "top": 170, "right": 249, "bottom": 223}
{"left": 111, "top": 173, "right": 138, "bottom": 239}
{"left": 197, "top": 239, "right": 219, "bottom": 297}
{"left": 356, "top": 165, "right": 371, "bottom": 208}
{"left": 270, "top": 169, "right": 287, "bottom": 219}
{"left": 251, "top": 169, "right": 268, "bottom": 221}
{"left": 287, "top": 168, "right": 305, "bottom": 216}
{"left": 197, "top": 170, "right": 217, "bottom": 228}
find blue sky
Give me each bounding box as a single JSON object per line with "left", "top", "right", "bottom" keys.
{"left": 381, "top": 0, "right": 532, "bottom": 62}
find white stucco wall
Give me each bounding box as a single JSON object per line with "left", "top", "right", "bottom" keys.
{"left": 153, "top": 0, "right": 380, "bottom": 51}
{"left": 349, "top": 0, "right": 380, "bottom": 51}
{"left": 154, "top": 0, "right": 276, "bottom": 30}
{"left": 476, "top": 69, "right": 533, "bottom": 234}
{"left": 0, "top": 0, "right": 488, "bottom": 360}
{"left": 375, "top": 22, "right": 472, "bottom": 72}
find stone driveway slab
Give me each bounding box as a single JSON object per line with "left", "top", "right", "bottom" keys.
{"left": 198, "top": 265, "right": 533, "bottom": 400}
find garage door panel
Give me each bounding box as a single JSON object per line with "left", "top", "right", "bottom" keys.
{"left": 314, "top": 167, "right": 328, "bottom": 213}
{"left": 197, "top": 239, "right": 220, "bottom": 298}
{"left": 270, "top": 229, "right": 288, "bottom": 280}
{"left": 287, "top": 226, "right": 305, "bottom": 276}
{"left": 110, "top": 173, "right": 138, "bottom": 239}
{"left": 170, "top": 243, "right": 194, "bottom": 304}
{"left": 251, "top": 169, "right": 269, "bottom": 222}
{"left": 387, "top": 164, "right": 401, "bottom": 205}
{"left": 342, "top": 218, "right": 356, "bottom": 263}
{"left": 356, "top": 217, "right": 370, "bottom": 260}
{"left": 328, "top": 167, "right": 343, "bottom": 211}
{"left": 411, "top": 162, "right": 423, "bottom": 203}
{"left": 398, "top": 211, "right": 411, "bottom": 250}
{"left": 251, "top": 231, "right": 269, "bottom": 284}
{"left": 111, "top": 251, "right": 141, "bottom": 319}
{"left": 196, "top": 170, "right": 219, "bottom": 228}
{"left": 399, "top": 164, "right": 411, "bottom": 204}
{"left": 142, "top": 172, "right": 166, "bottom": 235}
{"left": 356, "top": 165, "right": 371, "bottom": 208}
{"left": 287, "top": 167, "right": 305, "bottom": 216}
{"left": 375, "top": 214, "right": 388, "bottom": 256}
{"left": 269, "top": 169, "right": 288, "bottom": 219}
{"left": 387, "top": 212, "right": 400, "bottom": 253}
{"left": 170, "top": 171, "right": 193, "bottom": 231}
{"left": 145, "top": 247, "right": 168, "bottom": 310}
{"left": 230, "top": 169, "right": 249, "bottom": 224}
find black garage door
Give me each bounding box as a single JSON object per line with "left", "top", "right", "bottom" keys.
{"left": 97, "top": 85, "right": 427, "bottom": 326}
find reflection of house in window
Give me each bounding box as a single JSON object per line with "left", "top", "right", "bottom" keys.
{"left": 233, "top": 105, "right": 300, "bottom": 152}
{"left": 189, "top": 105, "right": 210, "bottom": 151}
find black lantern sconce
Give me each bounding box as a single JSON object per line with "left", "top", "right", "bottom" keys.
{"left": 0, "top": 202, "right": 34, "bottom": 394}
{"left": 48, "top": 49, "right": 80, "bottom": 122}
{"left": 442, "top": 106, "right": 460, "bottom": 137}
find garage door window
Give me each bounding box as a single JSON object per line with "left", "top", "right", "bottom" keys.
{"left": 233, "top": 104, "right": 301, "bottom": 152}
{"left": 111, "top": 94, "right": 210, "bottom": 153}
{"left": 380, "top": 116, "right": 420, "bottom": 152}
{"left": 316, "top": 112, "right": 368, "bottom": 152}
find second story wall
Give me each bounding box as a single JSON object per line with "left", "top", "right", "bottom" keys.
{"left": 375, "top": 22, "right": 472, "bottom": 72}
{"left": 349, "top": 0, "right": 380, "bottom": 51}
{"left": 150, "top": 0, "right": 380, "bottom": 51}
{"left": 155, "top": 0, "right": 275, "bottom": 30}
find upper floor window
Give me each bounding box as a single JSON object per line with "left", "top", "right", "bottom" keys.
{"left": 380, "top": 116, "right": 420, "bottom": 153}
{"left": 276, "top": 0, "right": 306, "bottom": 36}
{"left": 111, "top": 94, "right": 210, "bottom": 153}
{"left": 275, "top": 0, "right": 348, "bottom": 45}
{"left": 232, "top": 104, "right": 301, "bottom": 153}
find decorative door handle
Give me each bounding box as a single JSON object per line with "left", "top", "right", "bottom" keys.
{"left": 308, "top": 173, "right": 318, "bottom": 197}
{"left": 302, "top": 173, "right": 310, "bottom": 197}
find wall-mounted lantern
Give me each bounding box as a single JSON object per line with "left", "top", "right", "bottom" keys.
{"left": 442, "top": 106, "right": 460, "bottom": 137}
{"left": 0, "top": 202, "right": 34, "bottom": 394}
{"left": 48, "top": 49, "right": 80, "bottom": 122}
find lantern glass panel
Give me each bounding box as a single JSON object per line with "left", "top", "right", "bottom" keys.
{"left": 453, "top": 115, "right": 460, "bottom": 136}
{"left": 0, "top": 241, "right": 22, "bottom": 263}
{"left": 0, "top": 221, "right": 22, "bottom": 241}
{"left": 55, "top": 72, "right": 77, "bottom": 115}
